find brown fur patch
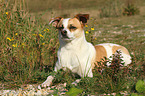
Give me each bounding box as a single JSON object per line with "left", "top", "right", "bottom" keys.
{"left": 94, "top": 45, "right": 107, "bottom": 67}
{"left": 56, "top": 18, "right": 64, "bottom": 29}
{"left": 49, "top": 17, "right": 63, "bottom": 28}
{"left": 68, "top": 18, "right": 84, "bottom": 38}
{"left": 68, "top": 18, "right": 84, "bottom": 29}
{"left": 112, "top": 45, "right": 130, "bottom": 55}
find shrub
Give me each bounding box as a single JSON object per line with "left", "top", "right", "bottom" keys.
{"left": 135, "top": 80, "right": 145, "bottom": 93}
{"left": 123, "top": 3, "right": 140, "bottom": 16}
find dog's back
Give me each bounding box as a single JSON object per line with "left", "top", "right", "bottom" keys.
{"left": 94, "top": 43, "right": 131, "bottom": 67}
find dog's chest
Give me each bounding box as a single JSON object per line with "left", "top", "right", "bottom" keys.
{"left": 58, "top": 47, "right": 81, "bottom": 70}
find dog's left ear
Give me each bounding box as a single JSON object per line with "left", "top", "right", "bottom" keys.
{"left": 75, "top": 14, "right": 89, "bottom": 25}
{"left": 49, "top": 17, "right": 62, "bottom": 28}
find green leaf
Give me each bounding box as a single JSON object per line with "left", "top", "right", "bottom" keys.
{"left": 135, "top": 80, "right": 145, "bottom": 93}
{"left": 66, "top": 87, "right": 83, "bottom": 96}
{"left": 131, "top": 93, "right": 138, "bottom": 96}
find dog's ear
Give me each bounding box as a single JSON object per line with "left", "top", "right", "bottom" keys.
{"left": 75, "top": 14, "right": 89, "bottom": 25}
{"left": 49, "top": 17, "right": 62, "bottom": 28}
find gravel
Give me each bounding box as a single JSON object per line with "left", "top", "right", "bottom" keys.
{"left": 0, "top": 83, "right": 130, "bottom": 96}
{"left": 0, "top": 83, "right": 68, "bottom": 96}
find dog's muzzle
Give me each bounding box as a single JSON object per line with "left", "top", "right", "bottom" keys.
{"left": 61, "top": 30, "right": 68, "bottom": 38}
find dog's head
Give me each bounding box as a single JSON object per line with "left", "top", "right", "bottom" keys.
{"left": 49, "top": 14, "right": 89, "bottom": 41}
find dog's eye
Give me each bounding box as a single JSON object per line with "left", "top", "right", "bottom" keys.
{"left": 57, "top": 25, "right": 64, "bottom": 29}
{"left": 69, "top": 26, "right": 77, "bottom": 30}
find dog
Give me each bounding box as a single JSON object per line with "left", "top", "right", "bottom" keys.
{"left": 38, "top": 14, "right": 132, "bottom": 88}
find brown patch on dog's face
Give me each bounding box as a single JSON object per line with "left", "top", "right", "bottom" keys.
{"left": 68, "top": 18, "right": 84, "bottom": 31}
{"left": 56, "top": 18, "right": 64, "bottom": 29}
{"left": 67, "top": 18, "right": 84, "bottom": 38}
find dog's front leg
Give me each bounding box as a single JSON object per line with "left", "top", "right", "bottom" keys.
{"left": 38, "top": 62, "right": 60, "bottom": 89}
{"left": 38, "top": 75, "right": 54, "bottom": 89}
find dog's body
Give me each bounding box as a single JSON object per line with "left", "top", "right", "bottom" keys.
{"left": 39, "top": 14, "right": 131, "bottom": 88}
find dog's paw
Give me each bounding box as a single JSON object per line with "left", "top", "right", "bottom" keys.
{"left": 38, "top": 76, "right": 54, "bottom": 89}
{"left": 71, "top": 79, "right": 81, "bottom": 86}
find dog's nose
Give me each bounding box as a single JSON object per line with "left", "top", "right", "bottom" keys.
{"left": 63, "top": 30, "right": 67, "bottom": 34}
{"left": 61, "top": 30, "right": 67, "bottom": 36}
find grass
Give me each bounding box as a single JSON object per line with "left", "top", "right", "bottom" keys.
{"left": 0, "top": 0, "right": 145, "bottom": 95}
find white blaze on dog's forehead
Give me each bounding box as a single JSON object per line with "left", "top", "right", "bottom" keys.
{"left": 62, "top": 18, "right": 71, "bottom": 28}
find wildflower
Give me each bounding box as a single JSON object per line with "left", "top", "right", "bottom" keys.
{"left": 6, "top": 12, "right": 8, "bottom": 15}
{"left": 42, "top": 43, "right": 45, "bottom": 45}
{"left": 39, "top": 34, "right": 44, "bottom": 38}
{"left": 91, "top": 27, "right": 94, "bottom": 31}
{"left": 12, "top": 43, "right": 17, "bottom": 47}
{"left": 7, "top": 37, "right": 12, "bottom": 41}
{"left": 11, "top": 38, "right": 14, "bottom": 41}
{"left": 85, "top": 25, "right": 88, "bottom": 27}
{"left": 33, "top": 34, "right": 37, "bottom": 36}
{"left": 43, "top": 29, "right": 46, "bottom": 32}
{"left": 22, "top": 43, "right": 25, "bottom": 46}
{"left": 21, "top": 43, "right": 25, "bottom": 48}
{"left": 15, "top": 33, "right": 18, "bottom": 35}
{"left": 85, "top": 31, "right": 89, "bottom": 34}
{"left": 43, "top": 28, "right": 49, "bottom": 32}
{"left": 94, "top": 38, "right": 97, "bottom": 40}
{"left": 46, "top": 28, "right": 49, "bottom": 31}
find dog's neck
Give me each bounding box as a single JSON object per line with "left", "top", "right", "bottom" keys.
{"left": 59, "top": 31, "right": 87, "bottom": 50}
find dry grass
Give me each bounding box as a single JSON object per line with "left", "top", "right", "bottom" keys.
{"left": 0, "top": 0, "right": 145, "bottom": 95}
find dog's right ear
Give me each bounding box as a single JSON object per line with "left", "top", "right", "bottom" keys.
{"left": 75, "top": 14, "right": 89, "bottom": 26}
{"left": 49, "top": 17, "right": 62, "bottom": 28}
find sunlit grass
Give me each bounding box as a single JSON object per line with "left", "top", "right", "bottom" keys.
{"left": 0, "top": 0, "right": 145, "bottom": 95}
{"left": 0, "top": 0, "right": 58, "bottom": 87}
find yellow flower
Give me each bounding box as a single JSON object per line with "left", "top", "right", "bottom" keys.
{"left": 15, "top": 33, "right": 18, "bottom": 35}
{"left": 21, "top": 43, "right": 25, "bottom": 48}
{"left": 85, "top": 25, "right": 88, "bottom": 27}
{"left": 94, "top": 38, "right": 97, "bottom": 40}
{"left": 46, "top": 28, "right": 49, "bottom": 31}
{"left": 43, "top": 29, "right": 46, "bottom": 31}
{"left": 85, "top": 31, "right": 89, "bottom": 34}
{"left": 44, "top": 28, "right": 49, "bottom": 32}
{"left": 12, "top": 43, "right": 17, "bottom": 47}
{"left": 6, "top": 12, "right": 8, "bottom": 15}
{"left": 7, "top": 37, "right": 12, "bottom": 41}
{"left": 39, "top": 34, "right": 44, "bottom": 38}
{"left": 91, "top": 27, "right": 94, "bottom": 31}
{"left": 11, "top": 38, "right": 14, "bottom": 41}
{"left": 33, "top": 34, "right": 37, "bottom": 36}
{"left": 22, "top": 43, "right": 25, "bottom": 46}
{"left": 42, "top": 43, "right": 45, "bottom": 45}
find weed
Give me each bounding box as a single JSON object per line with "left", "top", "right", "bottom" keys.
{"left": 0, "top": 0, "right": 58, "bottom": 86}
{"left": 123, "top": 3, "right": 140, "bottom": 16}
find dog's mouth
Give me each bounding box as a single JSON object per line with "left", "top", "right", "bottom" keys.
{"left": 60, "top": 31, "right": 73, "bottom": 41}
{"left": 61, "top": 35, "right": 72, "bottom": 41}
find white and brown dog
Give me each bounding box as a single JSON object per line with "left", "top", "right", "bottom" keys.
{"left": 39, "top": 14, "right": 131, "bottom": 88}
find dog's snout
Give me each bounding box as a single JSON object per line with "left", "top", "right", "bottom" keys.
{"left": 63, "top": 30, "right": 67, "bottom": 34}
{"left": 61, "top": 30, "right": 67, "bottom": 36}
